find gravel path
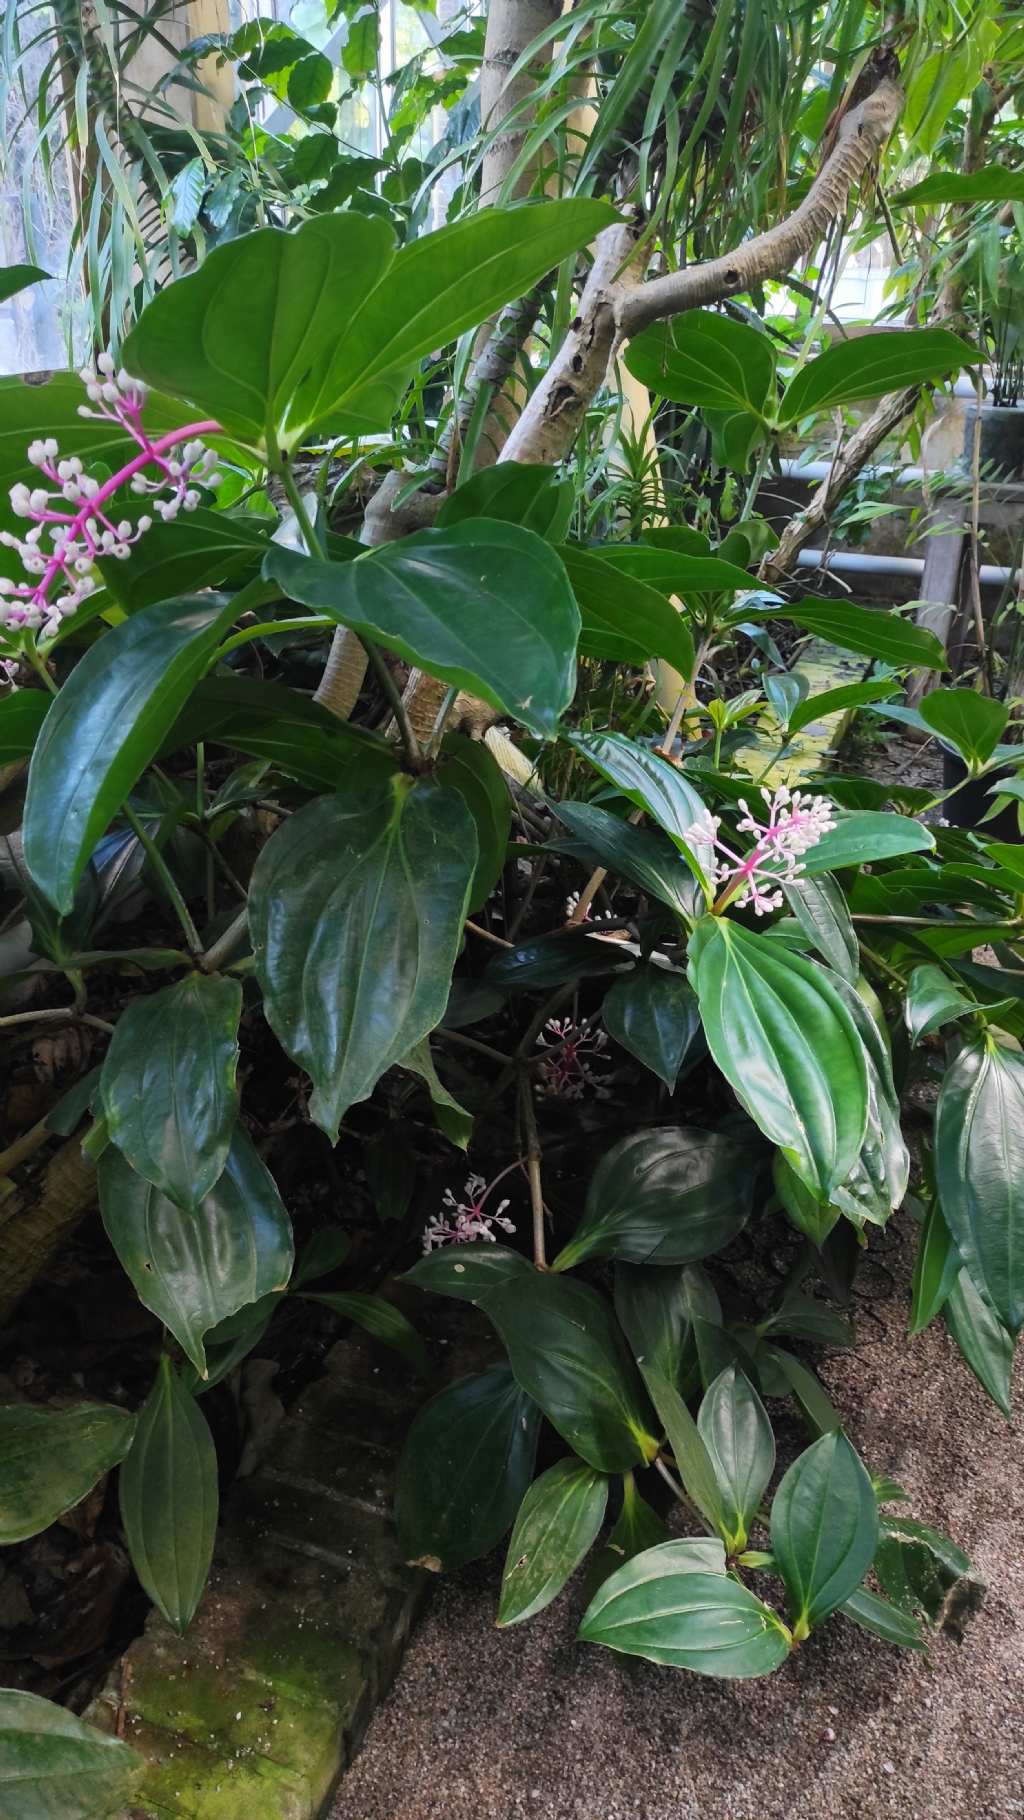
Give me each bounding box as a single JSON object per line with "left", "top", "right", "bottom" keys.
{"left": 330, "top": 1214, "right": 1023, "bottom": 1820}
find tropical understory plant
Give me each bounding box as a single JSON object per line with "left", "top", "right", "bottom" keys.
{"left": 1, "top": 0, "right": 1024, "bottom": 1806}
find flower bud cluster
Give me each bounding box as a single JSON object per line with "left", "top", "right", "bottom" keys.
{"left": 686, "top": 783, "right": 837, "bottom": 915}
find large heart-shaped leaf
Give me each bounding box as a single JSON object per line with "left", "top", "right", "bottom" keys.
{"left": 919, "top": 687, "right": 1008, "bottom": 768}
{"left": 688, "top": 917, "right": 868, "bottom": 1200}
{"left": 498, "top": 1458, "right": 609, "bottom": 1627}
{"left": 569, "top": 730, "right": 714, "bottom": 888}
{"left": 98, "top": 1131, "right": 294, "bottom": 1378}
{"left": 0, "top": 1690, "right": 141, "bottom": 1820}
{"left": 624, "top": 311, "right": 776, "bottom": 416}
{"left": 100, "top": 973, "right": 241, "bottom": 1210}
{"left": 777, "top": 328, "right": 977, "bottom": 424}
{"left": 123, "top": 203, "right": 618, "bottom": 450}
{"left": 560, "top": 545, "right": 696, "bottom": 678}
{"left": 770, "top": 1430, "right": 878, "bottom": 1637}
{"left": 395, "top": 1366, "right": 541, "bottom": 1571}
{"left": 578, "top": 1543, "right": 791, "bottom": 1677}
{"left": 485, "top": 1273, "right": 657, "bottom": 1473}
{"left": 249, "top": 775, "right": 476, "bottom": 1140}
{"left": 119, "top": 1356, "right": 218, "bottom": 1633}
{"left": 602, "top": 964, "right": 703, "bottom": 1089}
{"left": 935, "top": 1036, "right": 1024, "bottom": 1333}
{"left": 0, "top": 1403, "right": 135, "bottom": 1544}
{"left": 265, "top": 522, "right": 579, "bottom": 740}
{"left": 697, "top": 1366, "right": 775, "bottom": 1554}
{"left": 23, "top": 593, "right": 240, "bottom": 913}
{"left": 551, "top": 1126, "right": 755, "bottom": 1271}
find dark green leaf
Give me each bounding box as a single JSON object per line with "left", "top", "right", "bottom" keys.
{"left": 0, "top": 263, "right": 50, "bottom": 304}
{"left": 553, "top": 801, "right": 699, "bottom": 921}
{"left": 0, "top": 690, "right": 48, "bottom": 763}
{"left": 579, "top": 1545, "right": 791, "bottom": 1677}
{"left": 778, "top": 329, "right": 977, "bottom": 424}
{"left": 874, "top": 1516, "right": 985, "bottom": 1636}
{"left": 782, "top": 874, "right": 858, "bottom": 983}
{"left": 23, "top": 594, "right": 239, "bottom": 913}
{"left": 560, "top": 545, "right": 696, "bottom": 678}
{"left": 395, "top": 1366, "right": 540, "bottom": 1571}
{"left": 597, "top": 546, "right": 756, "bottom": 599}
{"left": 801, "top": 810, "right": 935, "bottom": 874}
{"left": 405, "top": 1243, "right": 532, "bottom": 1304}
{"left": 100, "top": 973, "right": 241, "bottom": 1210}
{"left": 935, "top": 1036, "right": 1024, "bottom": 1332}
{"left": 602, "top": 964, "right": 702, "bottom": 1088}
{"left": 164, "top": 674, "right": 395, "bottom": 794}
{"left": 266, "top": 522, "right": 578, "bottom": 740}
{"left": 624, "top": 311, "right": 776, "bottom": 416}
{"left": 96, "top": 508, "right": 267, "bottom": 612}
{"left": 894, "top": 167, "right": 1024, "bottom": 206}
{"left": 919, "top": 688, "right": 1008, "bottom": 767}
{"left": 787, "top": 677, "right": 900, "bottom": 736}
{"left": 909, "top": 1198, "right": 960, "bottom": 1335}
{"left": 250, "top": 776, "right": 476, "bottom": 1140}
{"left": 485, "top": 1273, "right": 657, "bottom": 1473}
{"left": 438, "top": 464, "right": 572, "bottom": 540}
{"left": 758, "top": 598, "right": 946, "bottom": 669}
{"left": 552, "top": 1126, "right": 754, "bottom": 1271}
{"left": 0, "top": 1689, "right": 140, "bottom": 1820}
{"left": 292, "top": 1227, "right": 350, "bottom": 1288}
{"left": 772, "top": 1151, "right": 838, "bottom": 1248}
{"left": 697, "top": 1366, "right": 775, "bottom": 1552}
{"left": 364, "top": 1127, "right": 416, "bottom": 1223}
{"left": 301, "top": 1292, "right": 427, "bottom": 1371}
{"left": 498, "top": 1458, "right": 609, "bottom": 1626}
{"left": 759, "top": 1292, "right": 854, "bottom": 1348}
{"left": 396, "top": 1038, "right": 473, "bottom": 1149}
{"left": 641, "top": 1368, "right": 728, "bottom": 1535}
{"left": 119, "top": 1356, "right": 218, "bottom": 1633}
{"left": 905, "top": 964, "right": 976, "bottom": 1044}
{"left": 840, "top": 1585, "right": 926, "bottom": 1649}
{"left": 0, "top": 1402, "right": 135, "bottom": 1544}
{"left": 485, "top": 926, "right": 628, "bottom": 991}
{"left": 688, "top": 917, "right": 868, "bottom": 1200}
{"left": 770, "top": 1431, "right": 878, "bottom": 1636}
{"left": 569, "top": 731, "right": 713, "bottom": 888}
{"left": 943, "top": 1263, "right": 1015, "bottom": 1417}
{"left": 614, "top": 1263, "right": 702, "bottom": 1388}
{"left": 766, "top": 1347, "right": 841, "bottom": 1436}
{"left": 436, "top": 734, "right": 511, "bottom": 913}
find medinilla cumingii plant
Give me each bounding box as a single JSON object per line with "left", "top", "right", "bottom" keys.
{"left": 0, "top": 200, "right": 1014, "bottom": 1802}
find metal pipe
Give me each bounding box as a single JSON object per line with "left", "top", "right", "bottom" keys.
{"left": 794, "top": 547, "right": 1019, "bottom": 586}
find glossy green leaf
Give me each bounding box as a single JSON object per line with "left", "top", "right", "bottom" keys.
{"left": 552, "top": 1126, "right": 754, "bottom": 1271}
{"left": 0, "top": 1689, "right": 141, "bottom": 1820}
{"left": 498, "top": 1458, "right": 609, "bottom": 1626}
{"left": 624, "top": 311, "right": 776, "bottom": 416}
{"left": 119, "top": 1356, "right": 218, "bottom": 1633}
{"left": 894, "top": 167, "right": 1024, "bottom": 206}
{"left": 614, "top": 1263, "right": 702, "bottom": 1389}
{"left": 0, "top": 263, "right": 50, "bottom": 303}
{"left": 782, "top": 874, "right": 858, "bottom": 984}
{"left": 778, "top": 329, "right": 976, "bottom": 424}
{"left": 96, "top": 508, "right": 267, "bottom": 611}
{"left": 100, "top": 973, "right": 241, "bottom": 1210}
{"left": 301, "top": 1292, "right": 427, "bottom": 1372}
{"left": 0, "top": 689, "right": 48, "bottom": 762}
{"left": 641, "top": 1369, "right": 727, "bottom": 1535}
{"left": 397, "top": 1038, "right": 473, "bottom": 1149}
{"left": 944, "top": 1263, "right": 1015, "bottom": 1417}
{"left": 98, "top": 1130, "right": 294, "bottom": 1378}
{"left": 787, "top": 677, "right": 900, "bottom": 736}
{"left": 919, "top": 688, "right": 1008, "bottom": 767}
{"left": 602, "top": 964, "right": 702, "bottom": 1088}
{"left": 485, "top": 1273, "right": 657, "bottom": 1473}
{"left": 758, "top": 598, "right": 946, "bottom": 669}
{"left": 560, "top": 545, "right": 696, "bottom": 678}
{"left": 905, "top": 964, "right": 975, "bottom": 1044}
{"left": 250, "top": 775, "right": 475, "bottom": 1140}
{"left": 438, "top": 463, "right": 572, "bottom": 540}
{"left": 0, "top": 1402, "right": 135, "bottom": 1544}
{"left": 436, "top": 734, "right": 511, "bottom": 913}
{"left": 759, "top": 1292, "right": 854, "bottom": 1348}
{"left": 123, "top": 203, "right": 618, "bottom": 448}
{"left": 874, "top": 1516, "right": 985, "bottom": 1634}
{"left": 553, "top": 802, "right": 700, "bottom": 922}
{"left": 935, "top": 1036, "right": 1024, "bottom": 1333}
{"left": 828, "top": 971, "right": 909, "bottom": 1228}
{"left": 568, "top": 731, "right": 713, "bottom": 888}
{"left": 265, "top": 522, "right": 578, "bottom": 740}
{"left": 840, "top": 1585, "right": 926, "bottom": 1650}
{"left": 597, "top": 546, "right": 756, "bottom": 599}
{"left": 909, "top": 1198, "right": 960, "bottom": 1335}
{"left": 23, "top": 593, "right": 240, "bottom": 913}
{"left": 688, "top": 917, "right": 868, "bottom": 1200}
{"left": 770, "top": 1431, "right": 878, "bottom": 1636}
{"left": 772, "top": 1151, "right": 838, "bottom": 1247}
{"left": 395, "top": 1366, "right": 540, "bottom": 1571}
{"left": 800, "top": 810, "right": 935, "bottom": 874}
{"left": 697, "top": 1366, "right": 775, "bottom": 1552}
{"left": 163, "top": 674, "right": 396, "bottom": 793}
{"left": 485, "top": 927, "right": 626, "bottom": 991}
{"left": 405, "top": 1243, "right": 532, "bottom": 1304}
{"left": 579, "top": 1545, "right": 791, "bottom": 1677}
{"left": 292, "top": 1227, "right": 350, "bottom": 1288}
{"left": 766, "top": 1346, "right": 841, "bottom": 1436}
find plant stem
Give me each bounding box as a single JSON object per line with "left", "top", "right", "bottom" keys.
{"left": 199, "top": 906, "right": 250, "bottom": 974}
{"left": 464, "top": 918, "right": 513, "bottom": 948}
{"left": 653, "top": 1455, "right": 709, "bottom": 1532}
{"left": 123, "top": 805, "right": 203, "bottom": 955}
{"left": 519, "top": 1070, "right": 547, "bottom": 1270}
{"left": 426, "top": 684, "right": 460, "bottom": 759}
{"left": 0, "top": 1006, "right": 114, "bottom": 1034}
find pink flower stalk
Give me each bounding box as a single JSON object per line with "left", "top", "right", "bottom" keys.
{"left": 686, "top": 783, "right": 837, "bottom": 916}
{"left": 422, "top": 1172, "right": 517, "bottom": 1253}
{"left": 0, "top": 354, "right": 222, "bottom": 641}
{"left": 535, "top": 1015, "right": 611, "bottom": 1100}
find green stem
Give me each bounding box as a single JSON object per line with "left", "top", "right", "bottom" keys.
{"left": 199, "top": 906, "right": 250, "bottom": 975}
{"left": 123, "top": 805, "right": 203, "bottom": 955}
{"left": 217, "top": 617, "right": 334, "bottom": 658}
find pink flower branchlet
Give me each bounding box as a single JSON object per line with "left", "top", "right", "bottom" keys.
{"left": 0, "top": 354, "right": 222, "bottom": 642}
{"left": 535, "top": 1015, "right": 610, "bottom": 1100}
{"left": 422, "top": 1172, "right": 517, "bottom": 1253}
{"left": 686, "top": 783, "right": 837, "bottom": 915}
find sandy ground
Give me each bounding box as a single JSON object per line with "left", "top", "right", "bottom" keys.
{"left": 330, "top": 1213, "right": 1024, "bottom": 1820}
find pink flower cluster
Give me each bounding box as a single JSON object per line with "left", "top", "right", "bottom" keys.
{"left": 686, "top": 783, "right": 836, "bottom": 915}
{"left": 535, "top": 1015, "right": 611, "bottom": 1100}
{"left": 0, "top": 355, "right": 221, "bottom": 640}
{"left": 422, "top": 1173, "right": 517, "bottom": 1253}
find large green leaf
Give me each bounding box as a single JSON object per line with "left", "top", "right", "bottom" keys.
{"left": 98, "top": 1131, "right": 294, "bottom": 1378}
{"left": 895, "top": 167, "right": 1024, "bottom": 206}
{"left": 770, "top": 1430, "right": 878, "bottom": 1637}
{"left": 265, "top": 522, "right": 578, "bottom": 740}
{"left": 250, "top": 775, "right": 476, "bottom": 1140}
{"left": 919, "top": 688, "right": 1008, "bottom": 768}
{"left": 935, "top": 1036, "right": 1024, "bottom": 1333}
{"left": 0, "top": 1690, "right": 141, "bottom": 1820}
{"left": 498, "top": 1458, "right": 609, "bottom": 1626}
{"left": 602, "top": 964, "right": 702, "bottom": 1089}
{"left": 943, "top": 1263, "right": 1015, "bottom": 1417}
{"left": 405, "top": 1243, "right": 532, "bottom": 1304}
{"left": 568, "top": 730, "right": 714, "bottom": 889}
{"left": 301, "top": 1292, "right": 427, "bottom": 1372}
{"left": 100, "top": 973, "right": 241, "bottom": 1210}
{"left": 614, "top": 1264, "right": 702, "bottom": 1389}
{"left": 782, "top": 875, "right": 858, "bottom": 984}
{"left": 485, "top": 1273, "right": 657, "bottom": 1473}
{"left": 778, "top": 329, "right": 976, "bottom": 424}
{"left": 553, "top": 802, "right": 700, "bottom": 921}
{"left": 123, "top": 203, "right": 618, "bottom": 449}
{"left": 23, "top": 594, "right": 240, "bottom": 913}
{"left": 0, "top": 1403, "right": 135, "bottom": 1544}
{"left": 827, "top": 971, "right": 909, "bottom": 1228}
{"left": 688, "top": 917, "right": 868, "bottom": 1199}
{"left": 395, "top": 1366, "right": 540, "bottom": 1571}
{"left": 800, "top": 810, "right": 935, "bottom": 874}
{"left": 787, "top": 677, "right": 900, "bottom": 736}
{"left": 119, "top": 1356, "right": 218, "bottom": 1634}
{"left": 873, "top": 1516, "right": 985, "bottom": 1633}
{"left": 164, "top": 674, "right": 396, "bottom": 794}
{"left": 438, "top": 463, "right": 572, "bottom": 540}
{"left": 0, "top": 263, "right": 50, "bottom": 303}
{"left": 551, "top": 1126, "right": 755, "bottom": 1271}
{"left": 697, "top": 1366, "right": 775, "bottom": 1553}
{"left": 624, "top": 311, "right": 776, "bottom": 416}
{"left": 596, "top": 546, "right": 755, "bottom": 599}
{"left": 756, "top": 598, "right": 946, "bottom": 669}
{"left": 435, "top": 734, "right": 511, "bottom": 913}
{"left": 560, "top": 545, "right": 696, "bottom": 677}
{"left": 905, "top": 964, "right": 975, "bottom": 1044}
{"left": 96, "top": 508, "right": 268, "bottom": 612}
{"left": 578, "top": 1544, "right": 791, "bottom": 1677}
{"left": 909, "top": 1197, "right": 960, "bottom": 1335}
{"left": 840, "top": 1586, "right": 926, "bottom": 1650}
